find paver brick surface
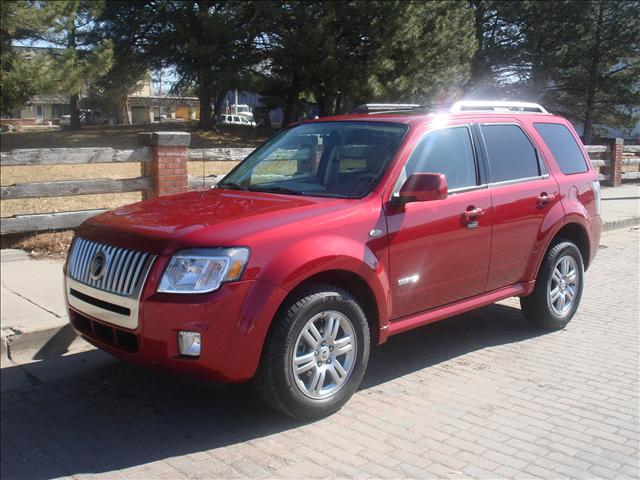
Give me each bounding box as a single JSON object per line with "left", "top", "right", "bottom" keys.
{"left": 1, "top": 228, "right": 638, "bottom": 479}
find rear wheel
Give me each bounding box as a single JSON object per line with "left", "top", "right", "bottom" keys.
{"left": 254, "top": 284, "right": 370, "bottom": 419}
{"left": 521, "top": 239, "right": 584, "bottom": 329}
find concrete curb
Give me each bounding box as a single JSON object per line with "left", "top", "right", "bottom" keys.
{"left": 602, "top": 216, "right": 640, "bottom": 232}
{"left": 1, "top": 322, "right": 90, "bottom": 364}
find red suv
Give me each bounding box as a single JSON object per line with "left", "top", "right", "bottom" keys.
{"left": 65, "top": 101, "right": 602, "bottom": 419}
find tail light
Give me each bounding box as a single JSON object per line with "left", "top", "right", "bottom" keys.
{"left": 592, "top": 180, "right": 601, "bottom": 216}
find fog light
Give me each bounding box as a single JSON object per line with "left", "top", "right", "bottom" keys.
{"left": 178, "top": 331, "right": 201, "bottom": 356}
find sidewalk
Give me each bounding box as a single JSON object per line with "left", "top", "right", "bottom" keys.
{"left": 601, "top": 183, "right": 640, "bottom": 230}
{"left": 0, "top": 249, "right": 110, "bottom": 390}
{"left": 1, "top": 249, "right": 68, "bottom": 359}
{"left": 1, "top": 183, "right": 638, "bottom": 389}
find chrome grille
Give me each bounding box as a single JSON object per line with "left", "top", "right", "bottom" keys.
{"left": 68, "top": 238, "right": 152, "bottom": 297}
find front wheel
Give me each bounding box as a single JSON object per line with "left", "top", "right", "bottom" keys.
{"left": 521, "top": 239, "right": 584, "bottom": 329}
{"left": 254, "top": 284, "right": 370, "bottom": 419}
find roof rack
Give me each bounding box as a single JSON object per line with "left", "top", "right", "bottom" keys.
{"left": 450, "top": 101, "right": 549, "bottom": 114}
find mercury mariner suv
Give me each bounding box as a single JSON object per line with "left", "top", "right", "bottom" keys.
{"left": 65, "top": 101, "right": 602, "bottom": 419}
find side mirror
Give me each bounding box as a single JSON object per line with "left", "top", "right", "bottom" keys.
{"left": 395, "top": 173, "right": 448, "bottom": 204}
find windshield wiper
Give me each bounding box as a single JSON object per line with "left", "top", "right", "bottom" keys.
{"left": 217, "top": 181, "right": 247, "bottom": 191}
{"left": 247, "top": 185, "right": 304, "bottom": 196}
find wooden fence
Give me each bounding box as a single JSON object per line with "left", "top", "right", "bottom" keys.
{"left": 586, "top": 143, "right": 640, "bottom": 183}
{"left": 1, "top": 132, "right": 638, "bottom": 235}
{"left": 0, "top": 132, "right": 254, "bottom": 235}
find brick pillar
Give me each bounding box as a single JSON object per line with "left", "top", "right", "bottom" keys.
{"left": 139, "top": 131, "right": 190, "bottom": 199}
{"left": 604, "top": 138, "right": 623, "bottom": 187}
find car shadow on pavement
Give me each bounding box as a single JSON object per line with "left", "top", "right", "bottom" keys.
{"left": 360, "top": 302, "right": 546, "bottom": 389}
{"left": 1, "top": 302, "right": 546, "bottom": 480}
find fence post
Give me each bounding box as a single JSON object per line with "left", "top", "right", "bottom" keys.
{"left": 604, "top": 138, "right": 623, "bottom": 187}
{"left": 139, "top": 131, "right": 190, "bottom": 199}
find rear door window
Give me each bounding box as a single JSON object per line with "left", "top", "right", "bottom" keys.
{"left": 481, "top": 124, "right": 541, "bottom": 183}
{"left": 534, "top": 123, "right": 588, "bottom": 174}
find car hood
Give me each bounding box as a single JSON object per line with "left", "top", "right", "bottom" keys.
{"left": 78, "top": 188, "right": 354, "bottom": 254}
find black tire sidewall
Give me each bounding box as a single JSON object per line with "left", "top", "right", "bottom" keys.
{"left": 274, "top": 290, "right": 369, "bottom": 418}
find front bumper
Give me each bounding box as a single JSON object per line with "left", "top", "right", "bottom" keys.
{"left": 67, "top": 277, "right": 288, "bottom": 382}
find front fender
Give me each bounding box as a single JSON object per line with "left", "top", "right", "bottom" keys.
{"left": 255, "top": 234, "right": 391, "bottom": 334}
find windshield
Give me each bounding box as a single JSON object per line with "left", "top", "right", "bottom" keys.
{"left": 218, "top": 121, "right": 408, "bottom": 198}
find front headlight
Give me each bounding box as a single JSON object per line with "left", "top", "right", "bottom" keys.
{"left": 158, "top": 247, "right": 249, "bottom": 294}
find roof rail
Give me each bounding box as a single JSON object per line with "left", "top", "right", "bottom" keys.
{"left": 352, "top": 103, "right": 421, "bottom": 114}
{"left": 451, "top": 101, "right": 549, "bottom": 114}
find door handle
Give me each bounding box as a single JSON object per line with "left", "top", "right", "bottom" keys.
{"left": 537, "top": 192, "right": 555, "bottom": 207}
{"left": 462, "top": 206, "right": 484, "bottom": 229}
{"left": 463, "top": 207, "right": 484, "bottom": 219}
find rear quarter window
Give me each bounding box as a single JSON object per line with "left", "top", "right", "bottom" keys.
{"left": 534, "top": 122, "right": 588, "bottom": 174}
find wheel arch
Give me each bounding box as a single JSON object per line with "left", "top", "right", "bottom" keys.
{"left": 553, "top": 222, "right": 591, "bottom": 268}
{"left": 534, "top": 221, "right": 591, "bottom": 280}
{"left": 272, "top": 269, "right": 382, "bottom": 348}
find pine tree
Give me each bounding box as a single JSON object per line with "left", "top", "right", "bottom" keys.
{"left": 259, "top": 1, "right": 476, "bottom": 121}
{"left": 0, "top": 1, "right": 54, "bottom": 115}
{"left": 34, "top": 0, "right": 114, "bottom": 130}
{"left": 552, "top": 0, "right": 640, "bottom": 142}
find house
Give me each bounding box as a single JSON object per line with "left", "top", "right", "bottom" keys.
{"left": 2, "top": 47, "right": 200, "bottom": 127}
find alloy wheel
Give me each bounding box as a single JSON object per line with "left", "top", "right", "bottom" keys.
{"left": 291, "top": 310, "right": 357, "bottom": 399}
{"left": 548, "top": 255, "right": 579, "bottom": 317}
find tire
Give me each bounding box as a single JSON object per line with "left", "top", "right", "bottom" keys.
{"left": 254, "top": 283, "right": 370, "bottom": 420}
{"left": 520, "top": 238, "right": 584, "bottom": 330}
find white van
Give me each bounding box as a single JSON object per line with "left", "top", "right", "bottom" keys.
{"left": 218, "top": 114, "right": 256, "bottom": 127}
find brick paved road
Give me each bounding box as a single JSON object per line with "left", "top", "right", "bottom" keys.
{"left": 1, "top": 228, "right": 638, "bottom": 480}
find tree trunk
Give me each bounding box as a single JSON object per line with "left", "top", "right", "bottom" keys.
{"left": 530, "top": 55, "right": 548, "bottom": 100}
{"left": 117, "top": 94, "right": 130, "bottom": 125}
{"left": 582, "top": 82, "right": 597, "bottom": 144}
{"left": 469, "top": 0, "right": 489, "bottom": 90}
{"left": 67, "top": 20, "right": 81, "bottom": 130}
{"left": 283, "top": 87, "right": 300, "bottom": 126}
{"left": 69, "top": 93, "right": 81, "bottom": 130}
{"left": 317, "top": 91, "right": 338, "bottom": 117}
{"left": 198, "top": 76, "right": 213, "bottom": 130}
{"left": 582, "top": 3, "right": 604, "bottom": 144}
{"left": 335, "top": 94, "right": 344, "bottom": 115}
{"left": 213, "top": 91, "right": 226, "bottom": 120}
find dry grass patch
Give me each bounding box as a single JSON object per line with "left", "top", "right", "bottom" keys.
{"left": 0, "top": 192, "right": 143, "bottom": 218}
{"left": 2, "top": 230, "right": 74, "bottom": 259}
{"left": 0, "top": 161, "right": 239, "bottom": 218}
{"left": 1, "top": 122, "right": 269, "bottom": 151}
{"left": 0, "top": 163, "right": 142, "bottom": 184}
{"left": 187, "top": 160, "right": 238, "bottom": 179}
